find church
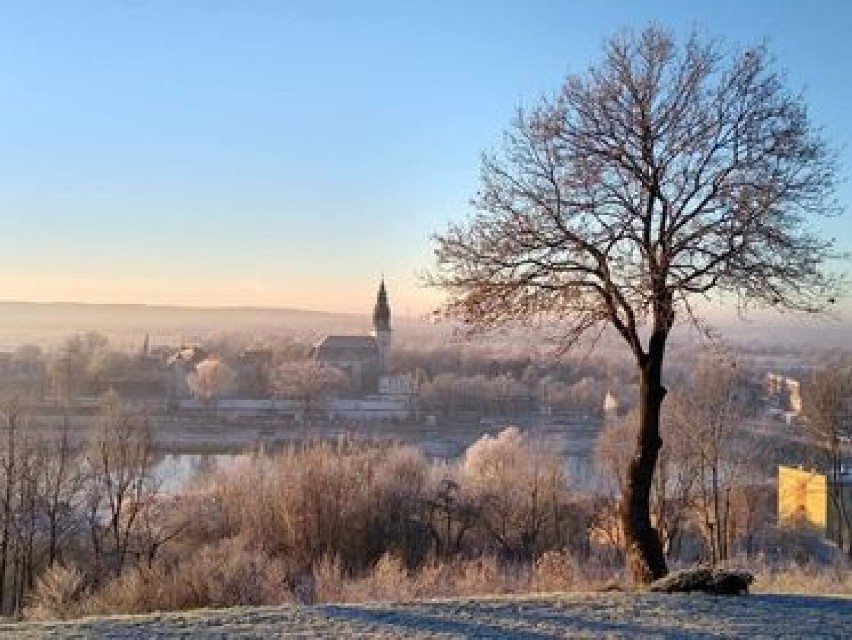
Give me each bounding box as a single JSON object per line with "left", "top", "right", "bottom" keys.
{"left": 314, "top": 279, "right": 392, "bottom": 391}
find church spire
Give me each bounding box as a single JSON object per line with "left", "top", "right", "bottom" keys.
{"left": 373, "top": 278, "right": 391, "bottom": 332}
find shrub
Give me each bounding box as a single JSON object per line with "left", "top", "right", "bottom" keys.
{"left": 532, "top": 550, "right": 575, "bottom": 593}
{"left": 81, "top": 536, "right": 293, "bottom": 616}
{"left": 25, "top": 564, "right": 88, "bottom": 621}
{"left": 750, "top": 556, "right": 852, "bottom": 595}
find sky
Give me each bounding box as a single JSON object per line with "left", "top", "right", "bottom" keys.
{"left": 1, "top": 1, "right": 851, "bottom": 317}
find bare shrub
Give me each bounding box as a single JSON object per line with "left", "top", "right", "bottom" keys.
{"left": 532, "top": 550, "right": 575, "bottom": 593}
{"left": 311, "top": 555, "right": 348, "bottom": 603}
{"left": 185, "top": 536, "right": 290, "bottom": 608}
{"left": 308, "top": 552, "right": 625, "bottom": 605}
{"left": 82, "top": 536, "right": 292, "bottom": 616}
{"left": 13, "top": 432, "right": 619, "bottom": 618}
{"left": 364, "top": 446, "right": 432, "bottom": 569}
{"left": 751, "top": 556, "right": 852, "bottom": 595}
{"left": 455, "top": 556, "right": 505, "bottom": 596}
{"left": 81, "top": 565, "right": 180, "bottom": 616}
{"left": 360, "top": 554, "right": 413, "bottom": 602}
{"left": 408, "top": 558, "right": 457, "bottom": 599}
{"left": 24, "top": 564, "right": 87, "bottom": 621}
{"left": 751, "top": 525, "right": 843, "bottom": 566}
{"left": 461, "top": 427, "right": 568, "bottom": 561}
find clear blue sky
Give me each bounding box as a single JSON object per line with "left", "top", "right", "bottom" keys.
{"left": 1, "top": 1, "right": 850, "bottom": 315}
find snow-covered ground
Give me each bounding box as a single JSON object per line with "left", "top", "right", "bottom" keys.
{"left": 5, "top": 593, "right": 852, "bottom": 639}
{"left": 2, "top": 592, "right": 850, "bottom": 639}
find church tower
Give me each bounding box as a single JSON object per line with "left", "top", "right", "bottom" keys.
{"left": 372, "top": 279, "right": 392, "bottom": 371}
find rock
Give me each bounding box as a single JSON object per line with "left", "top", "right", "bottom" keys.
{"left": 707, "top": 570, "right": 755, "bottom": 595}
{"left": 648, "top": 567, "right": 754, "bottom": 595}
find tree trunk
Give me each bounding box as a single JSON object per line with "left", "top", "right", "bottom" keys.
{"left": 622, "top": 331, "right": 668, "bottom": 583}
{"left": 0, "top": 413, "right": 17, "bottom": 613}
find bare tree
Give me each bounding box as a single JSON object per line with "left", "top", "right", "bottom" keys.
{"left": 0, "top": 401, "right": 79, "bottom": 616}
{"left": 801, "top": 365, "right": 852, "bottom": 555}
{"left": 187, "top": 358, "right": 237, "bottom": 408}
{"left": 40, "top": 418, "right": 84, "bottom": 568}
{"left": 10, "top": 428, "right": 40, "bottom": 617}
{"left": 0, "top": 400, "right": 22, "bottom": 612}
{"left": 48, "top": 332, "right": 110, "bottom": 402}
{"left": 85, "top": 392, "right": 159, "bottom": 576}
{"left": 426, "top": 474, "right": 478, "bottom": 559}
{"left": 666, "top": 359, "right": 755, "bottom": 565}
{"left": 270, "top": 362, "right": 347, "bottom": 426}
{"left": 432, "top": 26, "right": 840, "bottom": 580}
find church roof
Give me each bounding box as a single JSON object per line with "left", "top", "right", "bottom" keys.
{"left": 315, "top": 335, "right": 379, "bottom": 363}
{"left": 314, "top": 280, "right": 391, "bottom": 367}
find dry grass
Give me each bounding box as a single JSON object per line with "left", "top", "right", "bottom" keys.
{"left": 63, "top": 536, "right": 294, "bottom": 618}
{"left": 25, "top": 564, "right": 87, "bottom": 621}
{"left": 26, "top": 548, "right": 852, "bottom": 621}
{"left": 751, "top": 557, "right": 852, "bottom": 595}
{"left": 309, "top": 550, "right": 616, "bottom": 605}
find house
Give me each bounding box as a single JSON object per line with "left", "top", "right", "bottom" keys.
{"left": 166, "top": 345, "right": 208, "bottom": 400}
{"left": 778, "top": 464, "right": 852, "bottom": 548}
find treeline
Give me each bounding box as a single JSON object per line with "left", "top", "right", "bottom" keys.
{"left": 0, "top": 393, "right": 163, "bottom": 618}
{"left": 0, "top": 332, "right": 315, "bottom": 402}
{"left": 1, "top": 332, "right": 632, "bottom": 417}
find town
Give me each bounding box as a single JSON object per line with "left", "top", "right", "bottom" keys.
{"left": 1, "top": 3, "right": 851, "bottom": 636}
{"left": 1, "top": 283, "right": 848, "bottom": 543}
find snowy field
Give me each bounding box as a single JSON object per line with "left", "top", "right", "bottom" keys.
{"left": 1, "top": 592, "right": 850, "bottom": 639}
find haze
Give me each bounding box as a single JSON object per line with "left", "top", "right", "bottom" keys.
{"left": 1, "top": 1, "right": 851, "bottom": 317}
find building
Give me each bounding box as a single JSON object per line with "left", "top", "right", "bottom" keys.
{"left": 166, "top": 345, "right": 209, "bottom": 400}
{"left": 766, "top": 373, "right": 803, "bottom": 423}
{"left": 603, "top": 390, "right": 619, "bottom": 420}
{"left": 778, "top": 464, "right": 852, "bottom": 548}
{"left": 314, "top": 279, "right": 392, "bottom": 391}
{"left": 378, "top": 372, "right": 415, "bottom": 396}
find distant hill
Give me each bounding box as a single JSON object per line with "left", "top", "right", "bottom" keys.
{"left": 1, "top": 300, "right": 849, "bottom": 352}
{"left": 0, "top": 300, "right": 373, "bottom": 349}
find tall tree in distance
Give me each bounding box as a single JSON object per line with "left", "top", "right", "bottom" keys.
{"left": 802, "top": 365, "right": 852, "bottom": 555}
{"left": 432, "top": 26, "right": 841, "bottom": 581}
{"left": 666, "top": 358, "right": 756, "bottom": 566}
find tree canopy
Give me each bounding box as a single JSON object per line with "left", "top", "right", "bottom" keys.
{"left": 433, "top": 26, "right": 841, "bottom": 357}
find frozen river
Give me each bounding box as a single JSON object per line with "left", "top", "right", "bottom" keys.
{"left": 154, "top": 421, "right": 605, "bottom": 493}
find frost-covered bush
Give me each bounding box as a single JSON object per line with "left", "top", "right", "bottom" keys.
{"left": 461, "top": 427, "right": 570, "bottom": 561}
{"left": 25, "top": 564, "right": 88, "bottom": 621}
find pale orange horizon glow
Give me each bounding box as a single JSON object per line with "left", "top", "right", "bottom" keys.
{"left": 2, "top": 271, "right": 849, "bottom": 327}
{"left": 0, "top": 272, "right": 444, "bottom": 317}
